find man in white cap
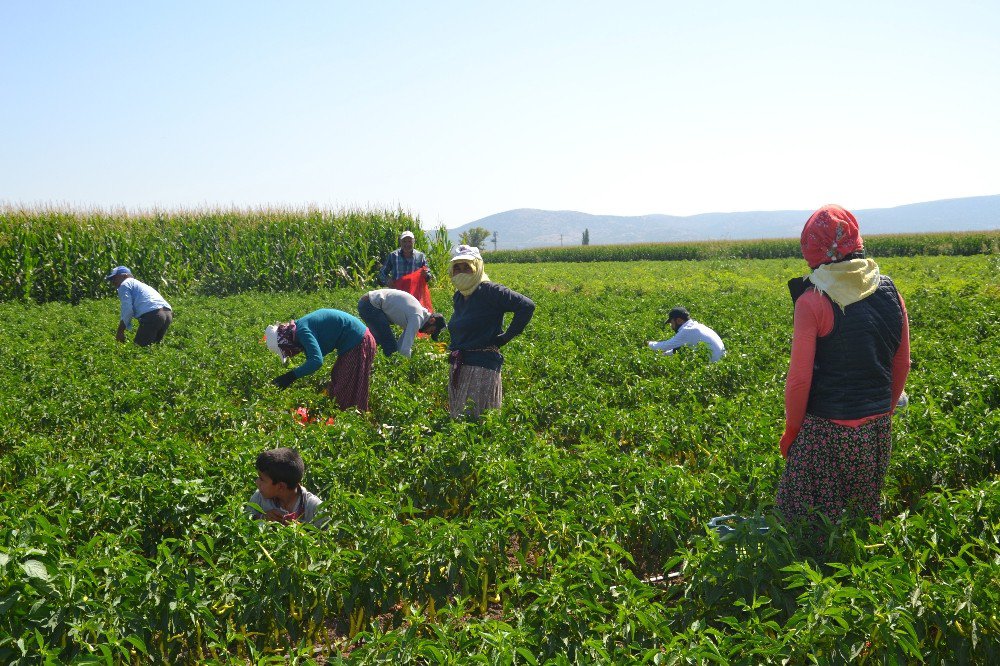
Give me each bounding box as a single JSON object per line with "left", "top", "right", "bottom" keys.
{"left": 105, "top": 266, "right": 173, "bottom": 346}
{"left": 378, "top": 230, "right": 433, "bottom": 287}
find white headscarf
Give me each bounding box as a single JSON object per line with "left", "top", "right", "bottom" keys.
{"left": 264, "top": 325, "right": 282, "bottom": 358}
{"left": 449, "top": 245, "right": 490, "bottom": 296}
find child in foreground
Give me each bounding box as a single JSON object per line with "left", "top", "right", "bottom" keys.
{"left": 247, "top": 448, "right": 325, "bottom": 527}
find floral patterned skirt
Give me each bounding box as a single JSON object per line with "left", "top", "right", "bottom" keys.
{"left": 776, "top": 413, "right": 892, "bottom": 524}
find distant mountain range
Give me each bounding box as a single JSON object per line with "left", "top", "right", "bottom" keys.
{"left": 449, "top": 195, "right": 1000, "bottom": 250}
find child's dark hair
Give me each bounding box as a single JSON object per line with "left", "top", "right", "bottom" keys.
{"left": 256, "top": 447, "right": 305, "bottom": 488}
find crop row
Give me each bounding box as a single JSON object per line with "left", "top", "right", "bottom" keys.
{"left": 1, "top": 256, "right": 998, "bottom": 662}
{"left": 488, "top": 230, "right": 1000, "bottom": 264}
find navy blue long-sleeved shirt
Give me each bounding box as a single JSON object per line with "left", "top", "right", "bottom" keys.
{"left": 448, "top": 282, "right": 535, "bottom": 371}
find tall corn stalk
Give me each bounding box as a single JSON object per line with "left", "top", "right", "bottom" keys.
{"left": 0, "top": 205, "right": 422, "bottom": 304}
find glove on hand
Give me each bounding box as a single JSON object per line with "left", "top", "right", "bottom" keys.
{"left": 271, "top": 371, "right": 297, "bottom": 390}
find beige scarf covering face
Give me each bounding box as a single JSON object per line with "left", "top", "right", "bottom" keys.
{"left": 808, "top": 258, "right": 881, "bottom": 309}
{"left": 449, "top": 258, "right": 490, "bottom": 297}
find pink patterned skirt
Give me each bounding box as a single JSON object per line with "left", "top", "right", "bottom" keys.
{"left": 328, "top": 329, "right": 376, "bottom": 411}
{"left": 776, "top": 413, "right": 892, "bottom": 524}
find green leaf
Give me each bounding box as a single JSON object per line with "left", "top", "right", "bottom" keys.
{"left": 21, "top": 560, "right": 49, "bottom": 581}
{"left": 125, "top": 635, "right": 148, "bottom": 655}
{"left": 515, "top": 647, "right": 538, "bottom": 665}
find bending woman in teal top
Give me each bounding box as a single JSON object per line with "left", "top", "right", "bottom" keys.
{"left": 264, "top": 309, "right": 377, "bottom": 411}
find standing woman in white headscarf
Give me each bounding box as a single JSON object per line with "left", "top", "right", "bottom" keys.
{"left": 446, "top": 245, "right": 535, "bottom": 419}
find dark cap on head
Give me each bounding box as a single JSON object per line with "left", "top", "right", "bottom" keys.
{"left": 668, "top": 306, "right": 690, "bottom": 321}
{"left": 428, "top": 313, "right": 447, "bottom": 340}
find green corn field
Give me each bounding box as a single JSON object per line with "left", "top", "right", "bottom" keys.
{"left": 488, "top": 230, "right": 1000, "bottom": 264}
{"left": 0, "top": 206, "right": 454, "bottom": 305}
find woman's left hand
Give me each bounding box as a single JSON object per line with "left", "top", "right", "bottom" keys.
{"left": 271, "top": 371, "right": 296, "bottom": 389}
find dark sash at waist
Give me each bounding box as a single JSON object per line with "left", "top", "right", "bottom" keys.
{"left": 450, "top": 346, "right": 501, "bottom": 383}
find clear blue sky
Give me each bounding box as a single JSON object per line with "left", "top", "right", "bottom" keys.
{"left": 2, "top": 1, "right": 998, "bottom": 227}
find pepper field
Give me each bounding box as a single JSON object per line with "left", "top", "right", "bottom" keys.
{"left": 1, "top": 244, "right": 998, "bottom": 662}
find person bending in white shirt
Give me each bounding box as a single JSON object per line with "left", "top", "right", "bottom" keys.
{"left": 105, "top": 266, "right": 173, "bottom": 346}
{"left": 357, "top": 288, "right": 446, "bottom": 358}
{"left": 648, "top": 306, "right": 725, "bottom": 363}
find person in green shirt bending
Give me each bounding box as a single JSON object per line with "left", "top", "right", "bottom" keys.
{"left": 264, "top": 309, "right": 376, "bottom": 411}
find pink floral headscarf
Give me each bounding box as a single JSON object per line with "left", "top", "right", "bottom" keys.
{"left": 800, "top": 205, "right": 864, "bottom": 269}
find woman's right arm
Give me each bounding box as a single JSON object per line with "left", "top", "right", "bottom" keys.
{"left": 292, "top": 327, "right": 325, "bottom": 378}
{"left": 779, "top": 293, "right": 830, "bottom": 456}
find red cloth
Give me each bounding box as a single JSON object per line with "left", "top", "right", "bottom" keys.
{"left": 800, "top": 205, "right": 864, "bottom": 269}
{"left": 393, "top": 268, "right": 434, "bottom": 337}
{"left": 393, "top": 268, "right": 433, "bottom": 310}
{"left": 779, "top": 290, "right": 910, "bottom": 457}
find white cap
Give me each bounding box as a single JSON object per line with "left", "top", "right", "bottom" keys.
{"left": 264, "top": 325, "right": 283, "bottom": 359}
{"left": 450, "top": 244, "right": 481, "bottom": 262}
{"left": 399, "top": 230, "right": 415, "bottom": 241}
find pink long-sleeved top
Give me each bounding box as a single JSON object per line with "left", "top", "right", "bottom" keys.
{"left": 779, "top": 289, "right": 911, "bottom": 457}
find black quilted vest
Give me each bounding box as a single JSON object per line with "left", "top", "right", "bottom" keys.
{"left": 806, "top": 275, "right": 903, "bottom": 419}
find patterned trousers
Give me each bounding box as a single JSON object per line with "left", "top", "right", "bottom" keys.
{"left": 328, "top": 329, "right": 376, "bottom": 411}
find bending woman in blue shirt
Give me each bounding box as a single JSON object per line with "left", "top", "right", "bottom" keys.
{"left": 447, "top": 245, "right": 535, "bottom": 419}
{"left": 265, "top": 309, "right": 377, "bottom": 411}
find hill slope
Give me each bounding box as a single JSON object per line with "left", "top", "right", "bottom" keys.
{"left": 450, "top": 195, "right": 1000, "bottom": 249}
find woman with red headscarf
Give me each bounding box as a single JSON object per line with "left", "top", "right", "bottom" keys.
{"left": 776, "top": 205, "right": 911, "bottom": 525}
